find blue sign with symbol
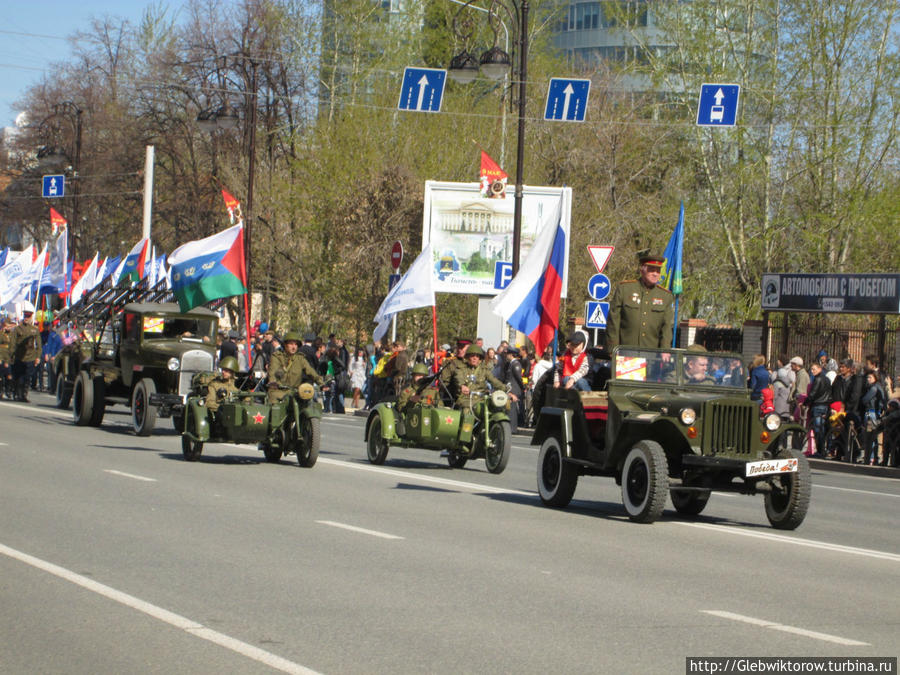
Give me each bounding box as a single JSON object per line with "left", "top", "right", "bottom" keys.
{"left": 398, "top": 67, "right": 446, "bottom": 113}
{"left": 584, "top": 301, "right": 610, "bottom": 329}
{"left": 42, "top": 174, "right": 65, "bottom": 198}
{"left": 544, "top": 78, "right": 590, "bottom": 122}
{"left": 493, "top": 261, "right": 513, "bottom": 291}
{"left": 696, "top": 83, "right": 740, "bottom": 127}
{"left": 588, "top": 273, "right": 611, "bottom": 301}
{"left": 388, "top": 273, "right": 401, "bottom": 291}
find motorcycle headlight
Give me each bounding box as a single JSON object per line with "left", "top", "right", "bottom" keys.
{"left": 764, "top": 413, "right": 781, "bottom": 431}
{"left": 167, "top": 357, "right": 180, "bottom": 371}
{"left": 491, "top": 390, "right": 509, "bottom": 408}
{"left": 680, "top": 407, "right": 696, "bottom": 426}
{"left": 298, "top": 382, "right": 314, "bottom": 400}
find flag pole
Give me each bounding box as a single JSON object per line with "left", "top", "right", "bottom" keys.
{"left": 431, "top": 305, "right": 439, "bottom": 374}
{"left": 243, "top": 291, "right": 253, "bottom": 372}
{"left": 672, "top": 296, "right": 679, "bottom": 348}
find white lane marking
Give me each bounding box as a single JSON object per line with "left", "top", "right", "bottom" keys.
{"left": 0, "top": 542, "right": 320, "bottom": 674}
{"left": 0, "top": 400, "right": 71, "bottom": 419}
{"left": 316, "top": 520, "right": 404, "bottom": 540}
{"left": 674, "top": 521, "right": 900, "bottom": 563}
{"left": 104, "top": 469, "right": 157, "bottom": 483}
{"left": 816, "top": 484, "right": 900, "bottom": 499}
{"left": 702, "top": 610, "right": 869, "bottom": 646}
{"left": 0, "top": 442, "right": 7, "bottom": 446}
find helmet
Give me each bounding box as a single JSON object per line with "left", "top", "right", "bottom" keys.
{"left": 283, "top": 331, "right": 302, "bottom": 343}
{"left": 21, "top": 300, "right": 35, "bottom": 314}
{"left": 411, "top": 363, "right": 429, "bottom": 376}
{"left": 220, "top": 356, "right": 239, "bottom": 372}
{"left": 465, "top": 345, "right": 485, "bottom": 358}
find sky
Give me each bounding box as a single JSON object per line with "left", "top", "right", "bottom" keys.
{"left": 1, "top": 1, "right": 168, "bottom": 128}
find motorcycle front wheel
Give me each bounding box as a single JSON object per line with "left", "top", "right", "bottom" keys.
{"left": 484, "top": 420, "right": 511, "bottom": 474}
{"left": 296, "top": 416, "right": 320, "bottom": 468}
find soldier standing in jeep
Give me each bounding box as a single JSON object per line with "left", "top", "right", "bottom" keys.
{"left": 606, "top": 252, "right": 674, "bottom": 350}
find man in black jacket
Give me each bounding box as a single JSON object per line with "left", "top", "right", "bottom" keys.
{"left": 834, "top": 359, "right": 865, "bottom": 462}
{"left": 805, "top": 362, "right": 832, "bottom": 457}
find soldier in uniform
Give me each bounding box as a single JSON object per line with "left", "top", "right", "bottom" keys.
{"left": 206, "top": 356, "right": 240, "bottom": 413}
{"left": 267, "top": 331, "right": 323, "bottom": 403}
{"left": 12, "top": 303, "right": 42, "bottom": 402}
{"left": 664, "top": 345, "right": 716, "bottom": 384}
{"left": 439, "top": 338, "right": 472, "bottom": 402}
{"left": 0, "top": 318, "right": 12, "bottom": 399}
{"left": 397, "top": 362, "right": 439, "bottom": 413}
{"left": 449, "top": 345, "right": 516, "bottom": 412}
{"left": 606, "top": 252, "right": 675, "bottom": 351}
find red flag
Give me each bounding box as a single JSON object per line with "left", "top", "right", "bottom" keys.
{"left": 222, "top": 189, "right": 243, "bottom": 224}
{"left": 480, "top": 150, "right": 508, "bottom": 198}
{"left": 50, "top": 208, "right": 67, "bottom": 235}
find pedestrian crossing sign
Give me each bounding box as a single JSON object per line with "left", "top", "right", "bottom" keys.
{"left": 584, "top": 301, "right": 609, "bottom": 329}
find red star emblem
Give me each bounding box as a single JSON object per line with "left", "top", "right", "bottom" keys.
{"left": 445, "top": 416, "right": 453, "bottom": 424}
{"left": 253, "top": 412, "right": 265, "bottom": 424}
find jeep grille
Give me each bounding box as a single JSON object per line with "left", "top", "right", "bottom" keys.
{"left": 703, "top": 400, "right": 755, "bottom": 455}
{"left": 179, "top": 350, "right": 214, "bottom": 398}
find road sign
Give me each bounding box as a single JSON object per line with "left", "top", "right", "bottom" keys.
{"left": 391, "top": 241, "right": 403, "bottom": 271}
{"left": 388, "top": 273, "right": 401, "bottom": 291}
{"left": 42, "top": 174, "right": 65, "bottom": 198}
{"left": 588, "top": 273, "right": 611, "bottom": 301}
{"left": 696, "top": 83, "right": 740, "bottom": 127}
{"left": 544, "top": 78, "right": 591, "bottom": 122}
{"left": 493, "top": 261, "right": 513, "bottom": 290}
{"left": 398, "top": 67, "right": 446, "bottom": 113}
{"left": 587, "top": 245, "right": 614, "bottom": 273}
{"left": 584, "top": 301, "right": 609, "bottom": 329}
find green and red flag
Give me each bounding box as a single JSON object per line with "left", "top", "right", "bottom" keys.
{"left": 168, "top": 224, "right": 247, "bottom": 312}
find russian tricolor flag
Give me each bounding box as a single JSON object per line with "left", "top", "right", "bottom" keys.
{"left": 168, "top": 224, "right": 247, "bottom": 312}
{"left": 491, "top": 203, "right": 567, "bottom": 356}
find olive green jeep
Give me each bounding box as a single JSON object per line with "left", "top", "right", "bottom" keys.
{"left": 533, "top": 347, "right": 810, "bottom": 529}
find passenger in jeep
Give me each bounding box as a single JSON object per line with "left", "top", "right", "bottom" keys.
{"left": 554, "top": 332, "right": 592, "bottom": 391}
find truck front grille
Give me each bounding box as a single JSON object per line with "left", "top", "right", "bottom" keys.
{"left": 703, "top": 400, "right": 755, "bottom": 455}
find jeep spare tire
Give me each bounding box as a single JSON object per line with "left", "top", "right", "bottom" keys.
{"left": 621, "top": 440, "right": 669, "bottom": 523}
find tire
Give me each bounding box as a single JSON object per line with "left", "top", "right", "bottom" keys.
{"left": 172, "top": 414, "right": 185, "bottom": 432}
{"left": 670, "top": 488, "right": 711, "bottom": 516}
{"left": 261, "top": 442, "right": 282, "bottom": 463}
{"left": 72, "top": 371, "right": 93, "bottom": 426}
{"left": 621, "top": 440, "right": 669, "bottom": 523}
{"left": 537, "top": 435, "right": 578, "bottom": 507}
{"left": 89, "top": 375, "right": 106, "bottom": 427}
{"left": 484, "top": 420, "right": 511, "bottom": 474}
{"left": 764, "top": 449, "right": 811, "bottom": 530}
{"left": 297, "top": 417, "right": 320, "bottom": 468}
{"left": 366, "top": 416, "right": 389, "bottom": 465}
{"left": 55, "top": 374, "right": 72, "bottom": 410}
{"left": 132, "top": 378, "right": 157, "bottom": 436}
{"left": 182, "top": 434, "right": 203, "bottom": 461}
{"left": 447, "top": 450, "right": 468, "bottom": 469}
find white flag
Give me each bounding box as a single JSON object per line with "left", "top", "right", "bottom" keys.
{"left": 0, "top": 246, "right": 35, "bottom": 306}
{"left": 70, "top": 253, "right": 99, "bottom": 305}
{"left": 372, "top": 244, "right": 435, "bottom": 342}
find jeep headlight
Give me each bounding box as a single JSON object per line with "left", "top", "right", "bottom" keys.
{"left": 298, "top": 382, "right": 315, "bottom": 400}
{"left": 680, "top": 407, "right": 696, "bottom": 426}
{"left": 764, "top": 413, "right": 781, "bottom": 431}
{"left": 491, "top": 390, "right": 509, "bottom": 408}
{"left": 167, "top": 357, "right": 180, "bottom": 371}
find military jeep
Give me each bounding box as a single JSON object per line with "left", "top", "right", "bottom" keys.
{"left": 68, "top": 302, "right": 218, "bottom": 435}
{"left": 533, "top": 347, "right": 810, "bottom": 529}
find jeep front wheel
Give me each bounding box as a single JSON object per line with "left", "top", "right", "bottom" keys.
{"left": 764, "top": 449, "right": 811, "bottom": 530}
{"left": 537, "top": 435, "right": 577, "bottom": 507}
{"left": 621, "top": 440, "right": 669, "bottom": 523}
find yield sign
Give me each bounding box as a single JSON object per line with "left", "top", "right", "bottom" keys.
{"left": 587, "top": 245, "right": 614, "bottom": 273}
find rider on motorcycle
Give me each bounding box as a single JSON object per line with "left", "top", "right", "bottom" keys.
{"left": 397, "top": 362, "right": 439, "bottom": 413}
{"left": 447, "top": 345, "right": 517, "bottom": 413}
{"left": 268, "top": 331, "right": 323, "bottom": 403}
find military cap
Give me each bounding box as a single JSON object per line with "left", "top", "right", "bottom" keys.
{"left": 456, "top": 338, "right": 472, "bottom": 348}
{"left": 465, "top": 344, "right": 485, "bottom": 358}
{"left": 411, "top": 363, "right": 430, "bottom": 376}
{"left": 283, "top": 331, "right": 302, "bottom": 343}
{"left": 220, "top": 356, "right": 239, "bottom": 372}
{"left": 639, "top": 252, "right": 666, "bottom": 267}
{"left": 686, "top": 343, "right": 707, "bottom": 352}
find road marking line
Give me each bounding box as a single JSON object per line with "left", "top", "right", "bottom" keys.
{"left": 702, "top": 610, "right": 869, "bottom": 646}
{"left": 0, "top": 401, "right": 71, "bottom": 419}
{"left": 817, "top": 484, "right": 900, "bottom": 499}
{"left": 104, "top": 469, "right": 157, "bottom": 482}
{"left": 0, "top": 542, "right": 320, "bottom": 674}
{"left": 0, "top": 442, "right": 7, "bottom": 446}
{"left": 674, "top": 521, "right": 900, "bottom": 563}
{"left": 316, "top": 520, "right": 404, "bottom": 540}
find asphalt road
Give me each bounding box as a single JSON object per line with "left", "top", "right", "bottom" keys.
{"left": 1, "top": 395, "right": 898, "bottom": 674}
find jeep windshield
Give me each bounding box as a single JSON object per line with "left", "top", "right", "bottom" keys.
{"left": 140, "top": 315, "right": 215, "bottom": 343}
{"left": 613, "top": 348, "right": 746, "bottom": 389}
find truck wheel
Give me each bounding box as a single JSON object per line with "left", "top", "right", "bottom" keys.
{"left": 537, "top": 435, "right": 578, "bottom": 507}
{"left": 621, "top": 440, "right": 669, "bottom": 523}
{"left": 670, "top": 488, "right": 711, "bottom": 516}
{"left": 72, "top": 371, "right": 92, "bottom": 426}
{"left": 172, "top": 414, "right": 185, "bottom": 432}
{"left": 55, "top": 374, "right": 72, "bottom": 409}
{"left": 297, "top": 417, "right": 320, "bottom": 468}
{"left": 366, "top": 416, "right": 389, "bottom": 465}
{"left": 484, "top": 420, "right": 511, "bottom": 474}
{"left": 765, "top": 449, "right": 811, "bottom": 530}
{"left": 132, "top": 378, "right": 157, "bottom": 436}
{"left": 182, "top": 434, "right": 203, "bottom": 461}
{"left": 89, "top": 375, "right": 106, "bottom": 427}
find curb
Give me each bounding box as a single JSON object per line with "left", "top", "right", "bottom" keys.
{"left": 807, "top": 457, "right": 900, "bottom": 479}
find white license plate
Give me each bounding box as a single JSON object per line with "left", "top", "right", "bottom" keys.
{"left": 745, "top": 457, "right": 799, "bottom": 477}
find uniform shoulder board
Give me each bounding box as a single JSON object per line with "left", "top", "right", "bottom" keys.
{"left": 657, "top": 285, "right": 673, "bottom": 295}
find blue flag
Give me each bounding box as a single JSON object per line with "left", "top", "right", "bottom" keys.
{"left": 661, "top": 201, "right": 684, "bottom": 295}
{"left": 0, "top": 247, "right": 8, "bottom": 267}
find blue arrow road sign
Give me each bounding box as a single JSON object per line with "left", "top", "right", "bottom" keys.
{"left": 42, "top": 174, "right": 65, "bottom": 198}
{"left": 544, "top": 78, "right": 590, "bottom": 122}
{"left": 696, "top": 83, "right": 740, "bottom": 126}
{"left": 493, "top": 261, "right": 513, "bottom": 291}
{"left": 584, "top": 301, "right": 609, "bottom": 329}
{"left": 398, "top": 67, "right": 446, "bottom": 113}
{"left": 588, "top": 273, "right": 611, "bottom": 301}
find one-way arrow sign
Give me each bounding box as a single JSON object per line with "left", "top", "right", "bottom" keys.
{"left": 696, "top": 83, "right": 740, "bottom": 126}
{"left": 544, "top": 78, "right": 590, "bottom": 122}
{"left": 398, "top": 67, "right": 446, "bottom": 113}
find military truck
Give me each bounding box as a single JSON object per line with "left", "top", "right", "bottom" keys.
{"left": 533, "top": 347, "right": 810, "bottom": 529}
{"left": 55, "top": 280, "right": 219, "bottom": 435}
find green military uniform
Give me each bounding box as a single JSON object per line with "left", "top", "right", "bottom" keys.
{"left": 12, "top": 321, "right": 41, "bottom": 364}
{"left": 0, "top": 326, "right": 10, "bottom": 366}
{"left": 397, "top": 364, "right": 439, "bottom": 412}
{"left": 606, "top": 279, "right": 674, "bottom": 351}
{"left": 206, "top": 375, "right": 239, "bottom": 412}
{"left": 439, "top": 356, "right": 461, "bottom": 395}
{"left": 451, "top": 360, "right": 507, "bottom": 411}
{"left": 268, "top": 350, "right": 323, "bottom": 403}
{"left": 0, "top": 324, "right": 11, "bottom": 399}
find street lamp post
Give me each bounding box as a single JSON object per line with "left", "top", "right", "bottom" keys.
{"left": 448, "top": 0, "right": 528, "bottom": 275}
{"left": 38, "top": 101, "right": 83, "bottom": 260}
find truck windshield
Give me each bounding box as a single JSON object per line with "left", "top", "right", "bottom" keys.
{"left": 141, "top": 315, "right": 215, "bottom": 343}
{"left": 614, "top": 349, "right": 746, "bottom": 388}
